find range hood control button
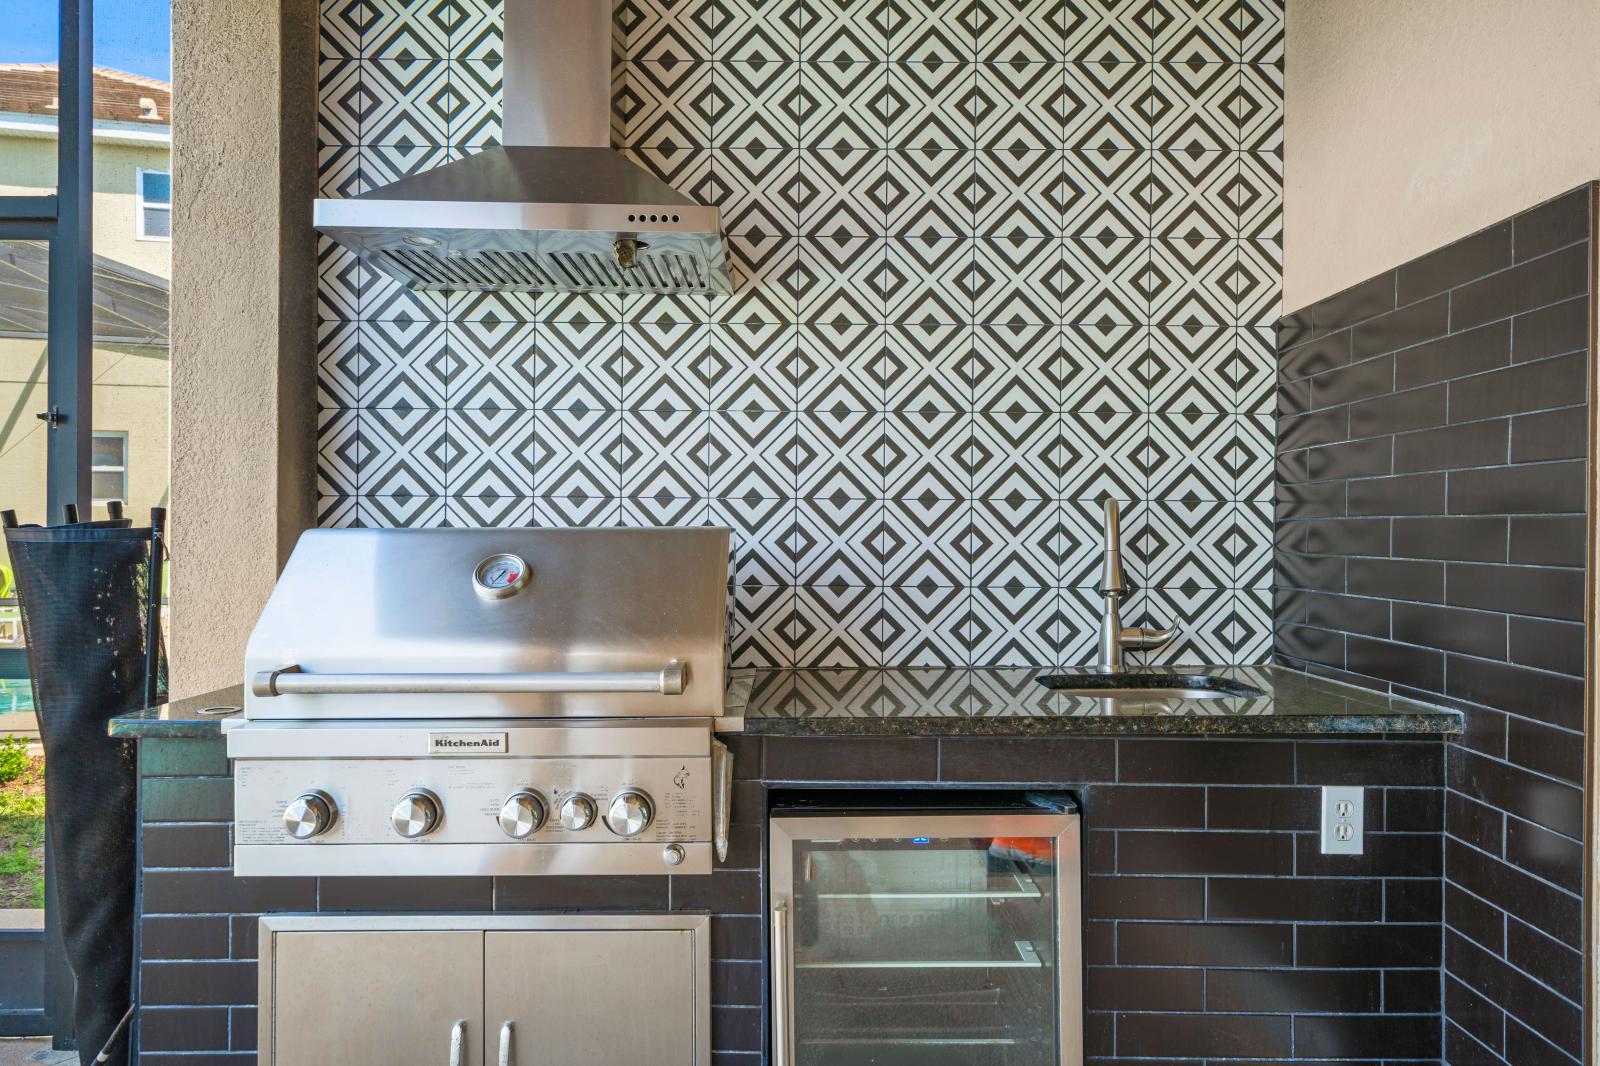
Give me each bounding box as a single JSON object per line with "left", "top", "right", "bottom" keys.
{"left": 283, "top": 790, "right": 337, "bottom": 839}
{"left": 391, "top": 789, "right": 442, "bottom": 839}
{"left": 499, "top": 790, "right": 547, "bottom": 839}
{"left": 558, "top": 793, "right": 597, "bottom": 832}
{"left": 605, "top": 790, "right": 654, "bottom": 837}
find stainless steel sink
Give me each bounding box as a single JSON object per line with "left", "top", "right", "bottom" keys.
{"left": 1035, "top": 672, "right": 1266, "bottom": 700}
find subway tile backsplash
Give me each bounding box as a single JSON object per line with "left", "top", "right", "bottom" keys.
{"left": 313, "top": 0, "right": 1284, "bottom": 669}
{"left": 1273, "top": 184, "right": 1594, "bottom": 1066}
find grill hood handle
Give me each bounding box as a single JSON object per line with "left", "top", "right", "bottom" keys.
{"left": 252, "top": 661, "right": 688, "bottom": 698}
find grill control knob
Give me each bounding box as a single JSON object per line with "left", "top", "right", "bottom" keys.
{"left": 557, "top": 793, "right": 597, "bottom": 832}
{"left": 391, "top": 789, "right": 442, "bottom": 839}
{"left": 605, "top": 790, "right": 654, "bottom": 837}
{"left": 498, "top": 790, "right": 547, "bottom": 839}
{"left": 283, "top": 791, "right": 336, "bottom": 839}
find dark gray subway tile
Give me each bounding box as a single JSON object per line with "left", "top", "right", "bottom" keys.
{"left": 319, "top": 877, "right": 492, "bottom": 911}
{"left": 1117, "top": 921, "right": 1293, "bottom": 967}
{"left": 1304, "top": 591, "right": 1389, "bottom": 638}
{"left": 1505, "top": 1014, "right": 1585, "bottom": 1066}
{"left": 1294, "top": 1013, "right": 1439, "bottom": 1060}
{"left": 140, "top": 738, "right": 231, "bottom": 777}
{"left": 1444, "top": 883, "right": 1505, "bottom": 955}
{"left": 141, "top": 777, "right": 233, "bottom": 823}
{"left": 1206, "top": 876, "right": 1381, "bottom": 922}
{"left": 1447, "top": 562, "right": 1583, "bottom": 622}
{"left": 1384, "top": 964, "right": 1444, "bottom": 1010}
{"left": 1298, "top": 739, "right": 1442, "bottom": 786}
{"left": 1449, "top": 750, "right": 1583, "bottom": 842}
{"left": 141, "top": 916, "right": 231, "bottom": 961}
{"left": 1275, "top": 551, "right": 1346, "bottom": 592}
{"left": 1445, "top": 654, "right": 1585, "bottom": 731}
{"left": 495, "top": 875, "right": 667, "bottom": 910}
{"left": 1278, "top": 405, "right": 1350, "bottom": 448}
{"left": 1391, "top": 516, "right": 1506, "bottom": 563}
{"left": 1276, "top": 376, "right": 1310, "bottom": 417}
{"left": 1507, "top": 615, "right": 1584, "bottom": 678}
{"left": 1302, "top": 516, "right": 1391, "bottom": 557}
{"left": 1274, "top": 624, "right": 1345, "bottom": 669}
{"left": 1394, "top": 319, "right": 1512, "bottom": 391}
{"left": 1447, "top": 460, "right": 1586, "bottom": 515}
{"left": 1203, "top": 966, "right": 1382, "bottom": 1011}
{"left": 1397, "top": 223, "right": 1512, "bottom": 305}
{"left": 1311, "top": 353, "right": 1396, "bottom": 408}
{"left": 1448, "top": 350, "right": 1586, "bottom": 423}
{"left": 938, "top": 737, "right": 1115, "bottom": 782}
{"left": 1280, "top": 328, "right": 1353, "bottom": 380}
{"left": 1392, "top": 602, "right": 1505, "bottom": 661}
{"left": 1511, "top": 295, "right": 1589, "bottom": 362}
{"left": 762, "top": 736, "right": 937, "bottom": 781}
{"left": 1393, "top": 420, "right": 1508, "bottom": 473}
{"left": 1384, "top": 786, "right": 1444, "bottom": 831}
{"left": 1344, "top": 635, "right": 1444, "bottom": 691}
{"left": 1205, "top": 785, "right": 1315, "bottom": 830}
{"left": 1513, "top": 187, "right": 1590, "bottom": 262}
{"left": 140, "top": 961, "right": 258, "bottom": 1006}
{"left": 1083, "top": 875, "right": 1204, "bottom": 919}
{"left": 1510, "top": 406, "right": 1586, "bottom": 462}
{"left": 1504, "top": 914, "right": 1582, "bottom": 1002}
{"left": 1351, "top": 295, "right": 1447, "bottom": 360}
{"left": 1509, "top": 514, "right": 1586, "bottom": 567}
{"left": 1117, "top": 739, "right": 1295, "bottom": 784}
{"left": 1115, "top": 1013, "right": 1292, "bottom": 1060}
{"left": 1080, "top": 784, "right": 1205, "bottom": 829}
{"left": 1275, "top": 478, "right": 1347, "bottom": 519}
{"left": 1451, "top": 242, "right": 1588, "bottom": 331}
{"left": 1452, "top": 705, "right": 1509, "bottom": 760}
{"left": 1347, "top": 471, "right": 1445, "bottom": 516}
{"left": 143, "top": 824, "right": 231, "bottom": 870}
{"left": 1295, "top": 830, "right": 1443, "bottom": 878}
{"left": 1116, "top": 830, "right": 1292, "bottom": 875}
{"left": 141, "top": 871, "right": 315, "bottom": 916}
{"left": 1347, "top": 557, "right": 1443, "bottom": 602}
{"left": 1447, "top": 781, "right": 1507, "bottom": 858}
{"left": 1297, "top": 924, "right": 1441, "bottom": 969}
{"left": 1504, "top": 816, "right": 1582, "bottom": 892}
{"left": 1446, "top": 931, "right": 1581, "bottom": 1057}
{"left": 1349, "top": 383, "right": 1447, "bottom": 438}
{"left": 1280, "top": 272, "right": 1397, "bottom": 346}
{"left": 139, "top": 1007, "right": 231, "bottom": 1052}
{"left": 1083, "top": 966, "right": 1203, "bottom": 1012}
{"left": 1306, "top": 436, "right": 1393, "bottom": 481}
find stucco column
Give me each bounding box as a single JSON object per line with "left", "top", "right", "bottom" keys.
{"left": 168, "top": 0, "right": 317, "bottom": 696}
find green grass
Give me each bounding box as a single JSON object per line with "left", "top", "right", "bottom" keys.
{"left": 0, "top": 753, "right": 45, "bottom": 909}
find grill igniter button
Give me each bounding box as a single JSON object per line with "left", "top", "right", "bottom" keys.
{"left": 558, "top": 793, "right": 597, "bottom": 832}
{"left": 283, "top": 790, "right": 337, "bottom": 839}
{"left": 604, "top": 789, "right": 654, "bottom": 837}
{"left": 662, "top": 843, "right": 686, "bottom": 867}
{"left": 498, "top": 789, "right": 547, "bottom": 839}
{"left": 391, "top": 789, "right": 442, "bottom": 838}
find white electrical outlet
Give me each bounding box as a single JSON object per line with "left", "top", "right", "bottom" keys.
{"left": 1320, "top": 786, "right": 1364, "bottom": 855}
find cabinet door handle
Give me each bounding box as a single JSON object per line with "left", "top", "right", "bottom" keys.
{"left": 771, "top": 900, "right": 790, "bottom": 1066}
{"left": 448, "top": 1020, "right": 465, "bottom": 1066}
{"left": 498, "top": 1021, "right": 513, "bottom": 1066}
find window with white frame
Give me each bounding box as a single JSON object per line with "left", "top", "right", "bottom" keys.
{"left": 136, "top": 168, "right": 171, "bottom": 240}
{"left": 91, "top": 432, "right": 129, "bottom": 505}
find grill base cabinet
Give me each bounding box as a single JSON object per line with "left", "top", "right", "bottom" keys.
{"left": 770, "top": 807, "right": 1083, "bottom": 1066}
{"left": 256, "top": 915, "right": 711, "bottom": 1066}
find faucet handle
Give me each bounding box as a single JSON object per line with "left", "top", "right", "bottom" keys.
{"left": 1121, "top": 626, "right": 1176, "bottom": 651}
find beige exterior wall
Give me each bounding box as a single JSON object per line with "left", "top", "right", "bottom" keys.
{"left": 169, "top": 0, "right": 317, "bottom": 695}
{"left": 0, "top": 126, "right": 170, "bottom": 563}
{"left": 1284, "top": 0, "right": 1600, "bottom": 311}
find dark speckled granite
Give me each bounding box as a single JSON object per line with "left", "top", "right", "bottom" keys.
{"left": 739, "top": 665, "right": 1462, "bottom": 736}
{"left": 109, "top": 685, "right": 244, "bottom": 737}
{"left": 110, "top": 667, "right": 1461, "bottom": 739}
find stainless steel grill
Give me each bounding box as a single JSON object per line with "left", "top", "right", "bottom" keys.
{"left": 226, "top": 527, "right": 736, "bottom": 878}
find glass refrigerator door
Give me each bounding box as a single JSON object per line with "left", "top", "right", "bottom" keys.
{"left": 771, "top": 812, "right": 1082, "bottom": 1066}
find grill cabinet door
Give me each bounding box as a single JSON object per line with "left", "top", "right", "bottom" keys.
{"left": 483, "top": 930, "right": 701, "bottom": 1066}
{"left": 267, "top": 931, "right": 483, "bottom": 1066}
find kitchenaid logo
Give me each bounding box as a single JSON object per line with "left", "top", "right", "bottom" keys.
{"left": 428, "top": 732, "right": 508, "bottom": 755}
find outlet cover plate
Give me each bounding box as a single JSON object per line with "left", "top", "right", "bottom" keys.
{"left": 1320, "top": 785, "right": 1364, "bottom": 855}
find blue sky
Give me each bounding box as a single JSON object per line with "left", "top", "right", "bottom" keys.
{"left": 6, "top": 0, "right": 171, "bottom": 82}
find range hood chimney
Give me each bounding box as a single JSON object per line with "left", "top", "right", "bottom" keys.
{"left": 313, "top": 0, "right": 730, "bottom": 295}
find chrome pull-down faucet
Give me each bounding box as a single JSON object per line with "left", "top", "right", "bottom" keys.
{"left": 1096, "top": 499, "right": 1176, "bottom": 671}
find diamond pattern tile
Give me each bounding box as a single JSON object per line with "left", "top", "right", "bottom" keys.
{"left": 317, "top": 0, "right": 1280, "bottom": 667}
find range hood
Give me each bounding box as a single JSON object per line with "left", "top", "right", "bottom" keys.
{"left": 313, "top": 0, "right": 730, "bottom": 295}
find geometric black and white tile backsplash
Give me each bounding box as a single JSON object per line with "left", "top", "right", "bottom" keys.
{"left": 315, "top": 0, "right": 1283, "bottom": 668}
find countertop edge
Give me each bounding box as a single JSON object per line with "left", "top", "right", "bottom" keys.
{"left": 741, "top": 711, "right": 1464, "bottom": 738}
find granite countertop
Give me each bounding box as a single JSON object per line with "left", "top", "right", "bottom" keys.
{"left": 110, "top": 684, "right": 244, "bottom": 737}
{"left": 110, "top": 666, "right": 1461, "bottom": 739}
{"left": 736, "top": 665, "right": 1463, "bottom": 737}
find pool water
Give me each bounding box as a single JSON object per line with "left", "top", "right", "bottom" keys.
{"left": 0, "top": 680, "right": 33, "bottom": 713}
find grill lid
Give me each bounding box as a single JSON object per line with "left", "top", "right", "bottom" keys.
{"left": 242, "top": 527, "right": 731, "bottom": 721}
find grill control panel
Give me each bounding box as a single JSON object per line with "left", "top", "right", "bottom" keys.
{"left": 230, "top": 719, "right": 717, "bottom": 878}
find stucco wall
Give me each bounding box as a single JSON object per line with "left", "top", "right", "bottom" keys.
{"left": 168, "top": 0, "right": 316, "bottom": 695}
{"left": 1284, "top": 0, "right": 1600, "bottom": 311}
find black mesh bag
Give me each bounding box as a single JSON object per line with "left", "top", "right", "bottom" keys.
{"left": 6, "top": 522, "right": 166, "bottom": 1066}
